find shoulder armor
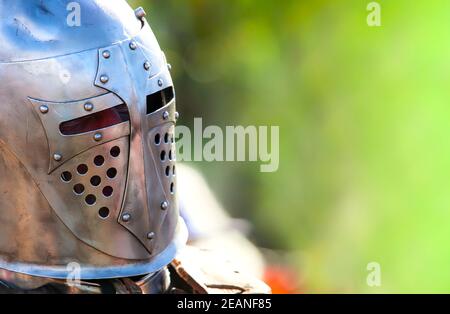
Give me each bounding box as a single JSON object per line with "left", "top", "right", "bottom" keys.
{"left": 170, "top": 246, "right": 271, "bottom": 294}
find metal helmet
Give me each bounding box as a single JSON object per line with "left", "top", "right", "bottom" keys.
{"left": 0, "top": 0, "right": 186, "bottom": 283}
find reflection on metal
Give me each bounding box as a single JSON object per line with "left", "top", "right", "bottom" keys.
{"left": 0, "top": 0, "right": 185, "bottom": 283}
{"left": 134, "top": 7, "right": 147, "bottom": 21}
{"left": 102, "top": 50, "right": 111, "bottom": 59}
{"left": 94, "top": 30, "right": 178, "bottom": 255}
{"left": 0, "top": 219, "right": 188, "bottom": 280}
{"left": 84, "top": 102, "right": 94, "bottom": 111}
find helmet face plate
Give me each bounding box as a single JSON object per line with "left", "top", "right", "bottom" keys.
{"left": 0, "top": 0, "right": 185, "bottom": 280}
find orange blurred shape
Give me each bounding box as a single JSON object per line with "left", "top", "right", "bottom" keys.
{"left": 263, "top": 266, "right": 301, "bottom": 294}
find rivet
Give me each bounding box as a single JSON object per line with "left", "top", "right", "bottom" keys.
{"left": 167, "top": 64, "right": 172, "bottom": 71}
{"left": 84, "top": 103, "right": 94, "bottom": 111}
{"left": 129, "top": 41, "right": 137, "bottom": 50}
{"left": 147, "top": 232, "right": 155, "bottom": 240}
{"left": 39, "top": 105, "right": 49, "bottom": 114}
{"left": 102, "top": 50, "right": 111, "bottom": 59}
{"left": 160, "top": 201, "right": 169, "bottom": 210}
{"left": 158, "top": 79, "right": 163, "bottom": 87}
{"left": 122, "top": 213, "right": 131, "bottom": 222}
{"left": 94, "top": 133, "right": 103, "bottom": 142}
{"left": 134, "top": 7, "right": 147, "bottom": 20}
{"left": 162, "top": 111, "right": 169, "bottom": 120}
{"left": 53, "top": 153, "right": 62, "bottom": 162}
{"left": 100, "top": 75, "right": 109, "bottom": 84}
{"left": 175, "top": 112, "right": 179, "bottom": 120}
{"left": 143, "top": 61, "right": 151, "bottom": 71}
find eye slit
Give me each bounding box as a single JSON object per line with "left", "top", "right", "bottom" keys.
{"left": 146, "top": 86, "right": 174, "bottom": 114}
{"left": 59, "top": 104, "right": 130, "bottom": 135}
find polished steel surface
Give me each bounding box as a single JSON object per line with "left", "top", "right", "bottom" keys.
{"left": 94, "top": 27, "right": 178, "bottom": 255}
{"left": 0, "top": 220, "right": 187, "bottom": 280}
{"left": 29, "top": 92, "right": 129, "bottom": 173}
{"left": 0, "top": 0, "right": 141, "bottom": 63}
{"left": 0, "top": 0, "right": 185, "bottom": 281}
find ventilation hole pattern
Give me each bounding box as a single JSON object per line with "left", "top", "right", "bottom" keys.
{"left": 153, "top": 126, "right": 176, "bottom": 202}
{"left": 58, "top": 139, "right": 127, "bottom": 221}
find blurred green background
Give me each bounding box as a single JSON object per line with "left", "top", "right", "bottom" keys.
{"left": 130, "top": 0, "right": 450, "bottom": 293}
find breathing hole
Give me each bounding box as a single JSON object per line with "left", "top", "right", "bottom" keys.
{"left": 107, "top": 168, "right": 117, "bottom": 179}
{"left": 165, "top": 166, "right": 170, "bottom": 177}
{"left": 77, "top": 164, "right": 88, "bottom": 175}
{"left": 61, "top": 171, "right": 72, "bottom": 182}
{"left": 172, "top": 165, "right": 176, "bottom": 176}
{"left": 85, "top": 194, "right": 96, "bottom": 205}
{"left": 164, "top": 133, "right": 169, "bottom": 143}
{"left": 102, "top": 186, "right": 113, "bottom": 197}
{"left": 168, "top": 150, "right": 172, "bottom": 161}
{"left": 98, "top": 207, "right": 110, "bottom": 219}
{"left": 155, "top": 133, "right": 161, "bottom": 145}
{"left": 170, "top": 182, "right": 174, "bottom": 194}
{"left": 110, "top": 146, "right": 120, "bottom": 157}
{"left": 160, "top": 150, "right": 166, "bottom": 161}
{"left": 94, "top": 155, "right": 105, "bottom": 167}
{"left": 73, "top": 184, "right": 85, "bottom": 195}
{"left": 90, "top": 175, "right": 101, "bottom": 187}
